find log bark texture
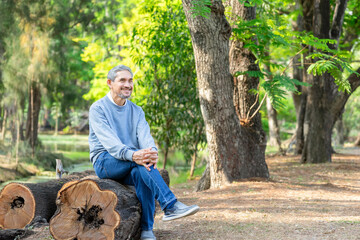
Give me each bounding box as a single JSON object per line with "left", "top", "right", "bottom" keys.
{"left": 0, "top": 228, "right": 34, "bottom": 240}
{"left": 50, "top": 179, "right": 141, "bottom": 240}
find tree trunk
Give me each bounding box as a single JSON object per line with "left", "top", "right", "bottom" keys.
{"left": 50, "top": 179, "right": 141, "bottom": 240}
{"left": 189, "top": 150, "right": 197, "bottom": 178}
{"left": 25, "top": 82, "right": 41, "bottom": 156}
{"left": 295, "top": 92, "right": 307, "bottom": 154}
{"left": 299, "top": 0, "right": 360, "bottom": 163}
{"left": 334, "top": 115, "right": 345, "bottom": 147}
{"left": 263, "top": 54, "right": 282, "bottom": 151}
{"left": 266, "top": 96, "right": 283, "bottom": 149}
{"left": 354, "top": 133, "right": 360, "bottom": 146}
{"left": 1, "top": 107, "right": 7, "bottom": 141}
{"left": 182, "top": 0, "right": 269, "bottom": 189}
{"left": 163, "top": 144, "right": 169, "bottom": 169}
{"left": 15, "top": 111, "right": 20, "bottom": 164}
{"left": 54, "top": 113, "right": 59, "bottom": 136}
{"left": 190, "top": 125, "right": 203, "bottom": 178}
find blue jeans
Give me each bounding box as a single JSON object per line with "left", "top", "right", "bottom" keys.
{"left": 93, "top": 151, "right": 177, "bottom": 230}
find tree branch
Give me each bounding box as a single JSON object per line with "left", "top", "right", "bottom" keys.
{"left": 330, "top": 0, "right": 348, "bottom": 41}
{"left": 331, "top": 67, "right": 360, "bottom": 118}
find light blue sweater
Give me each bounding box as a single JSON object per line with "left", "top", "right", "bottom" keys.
{"left": 88, "top": 95, "right": 157, "bottom": 164}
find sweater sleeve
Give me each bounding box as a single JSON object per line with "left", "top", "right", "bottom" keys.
{"left": 137, "top": 109, "right": 158, "bottom": 151}
{"left": 89, "top": 105, "right": 135, "bottom": 161}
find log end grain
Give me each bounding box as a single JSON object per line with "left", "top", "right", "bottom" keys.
{"left": 50, "top": 179, "right": 121, "bottom": 240}
{"left": 0, "top": 183, "right": 35, "bottom": 229}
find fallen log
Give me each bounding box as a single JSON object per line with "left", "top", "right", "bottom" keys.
{"left": 50, "top": 179, "right": 141, "bottom": 240}
{"left": 0, "top": 181, "right": 67, "bottom": 229}
{"left": 0, "top": 172, "right": 97, "bottom": 230}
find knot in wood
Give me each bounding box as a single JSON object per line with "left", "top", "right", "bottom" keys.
{"left": 10, "top": 197, "right": 25, "bottom": 209}
{"left": 77, "top": 205, "right": 104, "bottom": 229}
{"left": 240, "top": 118, "right": 253, "bottom": 127}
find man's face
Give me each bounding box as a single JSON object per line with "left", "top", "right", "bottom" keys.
{"left": 108, "top": 70, "right": 133, "bottom": 99}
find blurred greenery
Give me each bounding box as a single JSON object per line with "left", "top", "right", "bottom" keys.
{"left": 0, "top": 0, "right": 359, "bottom": 184}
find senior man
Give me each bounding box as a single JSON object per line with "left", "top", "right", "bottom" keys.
{"left": 88, "top": 65, "right": 199, "bottom": 240}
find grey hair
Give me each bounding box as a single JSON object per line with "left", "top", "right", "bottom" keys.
{"left": 107, "top": 65, "right": 133, "bottom": 81}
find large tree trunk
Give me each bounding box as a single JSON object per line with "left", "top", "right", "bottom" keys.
{"left": 50, "top": 179, "right": 141, "bottom": 240}
{"left": 229, "top": 1, "right": 269, "bottom": 158}
{"left": 182, "top": 0, "right": 269, "bottom": 189}
{"left": 300, "top": 0, "right": 360, "bottom": 163}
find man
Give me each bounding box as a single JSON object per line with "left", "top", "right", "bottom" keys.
{"left": 88, "top": 65, "right": 199, "bottom": 240}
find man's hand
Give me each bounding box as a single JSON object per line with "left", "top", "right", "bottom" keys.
{"left": 132, "top": 147, "right": 158, "bottom": 171}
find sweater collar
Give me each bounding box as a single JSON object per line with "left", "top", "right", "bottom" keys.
{"left": 107, "top": 91, "right": 127, "bottom": 107}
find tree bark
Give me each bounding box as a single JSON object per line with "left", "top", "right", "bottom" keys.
{"left": 50, "top": 179, "right": 141, "bottom": 240}
{"left": 189, "top": 150, "right": 198, "bottom": 178}
{"left": 182, "top": 0, "right": 269, "bottom": 188}
{"left": 0, "top": 229, "right": 34, "bottom": 240}
{"left": 1, "top": 107, "right": 7, "bottom": 140}
{"left": 25, "top": 82, "right": 41, "bottom": 156}
{"left": 300, "top": 0, "right": 359, "bottom": 163}
{"left": 354, "top": 133, "right": 360, "bottom": 146}
{"left": 266, "top": 96, "right": 283, "bottom": 149}
{"left": 334, "top": 115, "right": 345, "bottom": 146}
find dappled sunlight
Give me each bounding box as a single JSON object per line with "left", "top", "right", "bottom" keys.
{"left": 154, "top": 154, "right": 360, "bottom": 239}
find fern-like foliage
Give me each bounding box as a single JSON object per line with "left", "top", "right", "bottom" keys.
{"left": 306, "top": 53, "right": 358, "bottom": 93}
{"left": 190, "top": 0, "right": 212, "bottom": 18}
{"left": 261, "top": 74, "right": 310, "bottom": 110}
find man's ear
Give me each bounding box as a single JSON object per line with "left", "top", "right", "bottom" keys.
{"left": 107, "top": 79, "right": 112, "bottom": 89}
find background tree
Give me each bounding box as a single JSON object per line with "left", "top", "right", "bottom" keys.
{"left": 130, "top": 0, "right": 206, "bottom": 169}
{"left": 182, "top": 0, "right": 270, "bottom": 189}
{"left": 297, "top": 0, "right": 360, "bottom": 163}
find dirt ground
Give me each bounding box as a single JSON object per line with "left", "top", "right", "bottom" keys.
{"left": 154, "top": 154, "right": 360, "bottom": 240}
{"left": 17, "top": 153, "right": 360, "bottom": 239}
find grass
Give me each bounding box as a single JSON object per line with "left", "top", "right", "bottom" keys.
{"left": 62, "top": 152, "right": 90, "bottom": 161}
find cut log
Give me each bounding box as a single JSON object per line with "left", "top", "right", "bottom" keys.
{"left": 50, "top": 179, "right": 141, "bottom": 240}
{"left": 0, "top": 173, "right": 97, "bottom": 230}
{"left": 0, "top": 181, "right": 65, "bottom": 229}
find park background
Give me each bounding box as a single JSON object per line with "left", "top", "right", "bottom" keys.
{"left": 0, "top": 0, "right": 360, "bottom": 239}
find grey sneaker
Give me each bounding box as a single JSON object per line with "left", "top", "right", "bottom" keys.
{"left": 162, "top": 201, "right": 200, "bottom": 221}
{"left": 141, "top": 230, "right": 156, "bottom": 240}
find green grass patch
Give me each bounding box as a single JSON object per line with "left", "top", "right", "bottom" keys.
{"left": 62, "top": 152, "right": 90, "bottom": 162}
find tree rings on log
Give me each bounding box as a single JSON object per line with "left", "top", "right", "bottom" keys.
{"left": 0, "top": 174, "right": 96, "bottom": 230}
{"left": 50, "top": 179, "right": 141, "bottom": 240}
{"left": 0, "top": 183, "right": 36, "bottom": 229}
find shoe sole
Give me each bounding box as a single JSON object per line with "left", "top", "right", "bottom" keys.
{"left": 162, "top": 206, "right": 200, "bottom": 221}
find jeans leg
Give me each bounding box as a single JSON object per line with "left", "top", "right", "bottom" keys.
{"left": 123, "top": 167, "right": 155, "bottom": 231}
{"left": 137, "top": 165, "right": 177, "bottom": 210}
{"left": 93, "top": 152, "right": 134, "bottom": 180}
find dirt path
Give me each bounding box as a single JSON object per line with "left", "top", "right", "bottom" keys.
{"left": 154, "top": 154, "right": 360, "bottom": 240}
{"left": 16, "top": 153, "right": 360, "bottom": 239}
